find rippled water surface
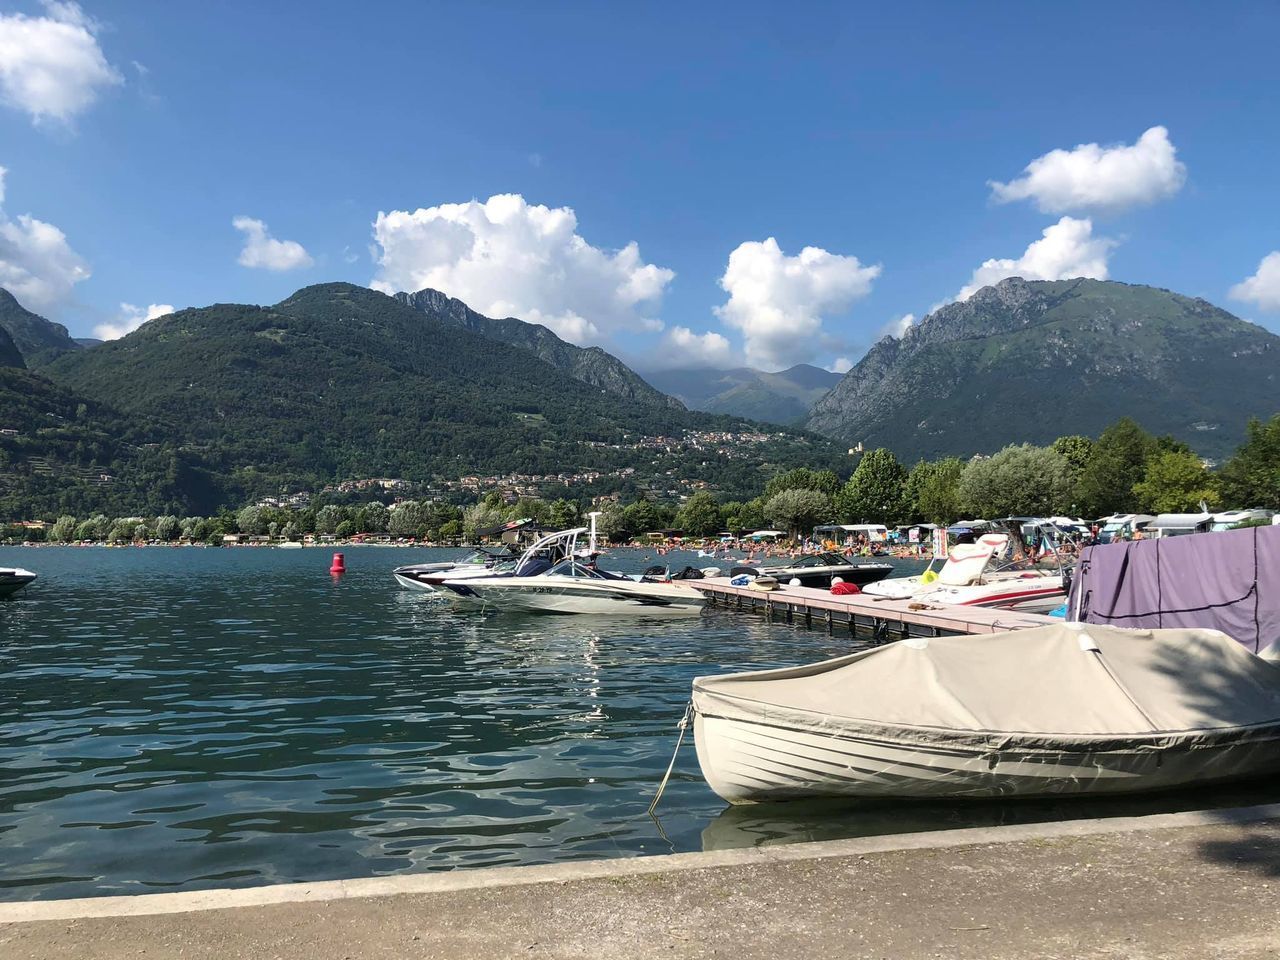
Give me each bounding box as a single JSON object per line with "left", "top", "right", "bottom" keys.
{"left": 3, "top": 545, "right": 1275, "bottom": 901}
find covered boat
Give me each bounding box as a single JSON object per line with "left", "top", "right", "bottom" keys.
{"left": 692, "top": 623, "right": 1280, "bottom": 804}
{"left": 1068, "top": 523, "right": 1280, "bottom": 655}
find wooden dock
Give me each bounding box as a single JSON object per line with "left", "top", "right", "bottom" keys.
{"left": 691, "top": 577, "right": 1055, "bottom": 642}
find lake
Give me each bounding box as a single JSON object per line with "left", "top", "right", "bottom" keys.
{"left": 2, "top": 544, "right": 1274, "bottom": 901}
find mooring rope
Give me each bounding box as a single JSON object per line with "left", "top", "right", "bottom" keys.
{"left": 647, "top": 702, "right": 693, "bottom": 815}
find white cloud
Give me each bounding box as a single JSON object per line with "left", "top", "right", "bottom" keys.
{"left": 233, "top": 216, "right": 313, "bottom": 271}
{"left": 370, "top": 193, "right": 674, "bottom": 345}
{"left": 713, "top": 237, "right": 880, "bottom": 370}
{"left": 93, "top": 301, "right": 173, "bottom": 340}
{"left": 827, "top": 357, "right": 853, "bottom": 374}
{"left": 0, "top": 165, "right": 91, "bottom": 314}
{"left": 656, "top": 325, "right": 735, "bottom": 369}
{"left": 989, "top": 126, "right": 1186, "bottom": 215}
{"left": 1229, "top": 252, "right": 1280, "bottom": 313}
{"left": 0, "top": 1, "right": 122, "bottom": 125}
{"left": 957, "top": 216, "right": 1116, "bottom": 301}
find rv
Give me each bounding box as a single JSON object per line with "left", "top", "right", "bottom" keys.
{"left": 1148, "top": 513, "right": 1213, "bottom": 538}
{"left": 1096, "top": 514, "right": 1155, "bottom": 543}
{"left": 1211, "top": 509, "right": 1275, "bottom": 531}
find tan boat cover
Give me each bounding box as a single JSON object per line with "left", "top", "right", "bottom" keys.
{"left": 692, "top": 624, "right": 1280, "bottom": 751}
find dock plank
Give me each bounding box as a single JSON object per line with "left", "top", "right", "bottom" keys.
{"left": 691, "top": 577, "right": 1055, "bottom": 637}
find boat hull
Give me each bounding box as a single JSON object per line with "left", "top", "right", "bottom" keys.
{"left": 693, "top": 712, "right": 1280, "bottom": 804}
{"left": 864, "top": 576, "right": 1065, "bottom": 612}
{"left": 763, "top": 564, "right": 894, "bottom": 589}
{"left": 0, "top": 570, "right": 36, "bottom": 598}
{"left": 443, "top": 577, "right": 705, "bottom": 616}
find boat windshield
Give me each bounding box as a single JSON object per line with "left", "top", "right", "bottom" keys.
{"left": 987, "top": 520, "right": 1064, "bottom": 576}
{"left": 545, "top": 559, "right": 626, "bottom": 580}
{"left": 513, "top": 527, "right": 586, "bottom": 575}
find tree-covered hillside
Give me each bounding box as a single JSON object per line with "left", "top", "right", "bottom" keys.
{"left": 395, "top": 288, "right": 681, "bottom": 408}
{"left": 0, "top": 366, "right": 224, "bottom": 517}
{"left": 38, "top": 283, "right": 842, "bottom": 508}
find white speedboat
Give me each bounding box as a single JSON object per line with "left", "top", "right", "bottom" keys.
{"left": 438, "top": 517, "right": 705, "bottom": 616}
{"left": 443, "top": 559, "right": 706, "bottom": 616}
{"left": 692, "top": 623, "right": 1280, "bottom": 804}
{"left": 0, "top": 567, "right": 36, "bottom": 598}
{"left": 393, "top": 546, "right": 520, "bottom": 592}
{"left": 862, "top": 520, "right": 1067, "bottom": 613}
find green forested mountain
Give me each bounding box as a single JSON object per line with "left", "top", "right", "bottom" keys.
{"left": 806, "top": 278, "right": 1280, "bottom": 462}
{"left": 0, "top": 289, "right": 83, "bottom": 366}
{"left": 643, "top": 364, "right": 843, "bottom": 425}
{"left": 395, "top": 288, "right": 681, "bottom": 407}
{"left": 37, "top": 283, "right": 840, "bottom": 508}
{"left": 0, "top": 365, "right": 222, "bottom": 517}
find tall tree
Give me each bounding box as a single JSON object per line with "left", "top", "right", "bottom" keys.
{"left": 764, "top": 489, "right": 833, "bottom": 537}
{"left": 1217, "top": 415, "right": 1280, "bottom": 507}
{"left": 909, "top": 458, "right": 964, "bottom": 525}
{"left": 1074, "top": 418, "right": 1156, "bottom": 516}
{"left": 1133, "top": 449, "right": 1220, "bottom": 513}
{"left": 764, "top": 467, "right": 840, "bottom": 499}
{"left": 676, "top": 491, "right": 723, "bottom": 537}
{"left": 835, "top": 448, "right": 908, "bottom": 525}
{"left": 956, "top": 444, "right": 1073, "bottom": 518}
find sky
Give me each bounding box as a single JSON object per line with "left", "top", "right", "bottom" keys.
{"left": 1, "top": 0, "right": 1279, "bottom": 373}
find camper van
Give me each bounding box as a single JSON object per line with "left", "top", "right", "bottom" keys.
{"left": 1211, "top": 509, "right": 1275, "bottom": 531}
{"left": 1148, "top": 513, "right": 1213, "bottom": 538}
{"left": 1096, "top": 514, "right": 1154, "bottom": 543}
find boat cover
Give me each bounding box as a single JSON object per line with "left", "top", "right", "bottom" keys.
{"left": 1067, "top": 525, "right": 1280, "bottom": 653}
{"left": 692, "top": 623, "right": 1280, "bottom": 751}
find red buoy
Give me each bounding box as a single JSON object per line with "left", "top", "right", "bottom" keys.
{"left": 329, "top": 552, "right": 346, "bottom": 575}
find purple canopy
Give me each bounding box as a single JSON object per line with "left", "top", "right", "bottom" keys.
{"left": 1068, "top": 524, "right": 1280, "bottom": 653}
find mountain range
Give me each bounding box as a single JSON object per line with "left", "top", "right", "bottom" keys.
{"left": 641, "top": 364, "right": 843, "bottom": 424}
{"left": 2, "top": 275, "right": 1278, "bottom": 517}
{"left": 0, "top": 283, "right": 841, "bottom": 516}
{"left": 806, "top": 277, "right": 1280, "bottom": 461}
{"left": 394, "top": 289, "right": 681, "bottom": 408}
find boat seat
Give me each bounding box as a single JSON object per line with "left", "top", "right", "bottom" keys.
{"left": 936, "top": 534, "right": 1009, "bottom": 586}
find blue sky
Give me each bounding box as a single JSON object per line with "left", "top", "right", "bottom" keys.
{"left": 2, "top": 0, "right": 1279, "bottom": 371}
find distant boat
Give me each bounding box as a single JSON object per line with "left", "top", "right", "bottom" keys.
{"left": 277, "top": 541, "right": 304, "bottom": 549}
{"left": 692, "top": 623, "right": 1280, "bottom": 804}
{"left": 740, "top": 552, "right": 894, "bottom": 589}
{"left": 0, "top": 567, "right": 36, "bottom": 598}
{"left": 392, "top": 546, "right": 520, "bottom": 592}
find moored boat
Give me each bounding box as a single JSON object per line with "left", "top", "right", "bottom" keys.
{"left": 692, "top": 623, "right": 1280, "bottom": 804}
{"left": 438, "top": 518, "right": 706, "bottom": 616}
{"left": 737, "top": 552, "right": 894, "bottom": 589}
{"left": 392, "top": 546, "right": 520, "bottom": 592}
{"left": 862, "top": 519, "right": 1068, "bottom": 613}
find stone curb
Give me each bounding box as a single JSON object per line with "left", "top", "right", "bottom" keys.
{"left": 4, "top": 802, "right": 1278, "bottom": 924}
